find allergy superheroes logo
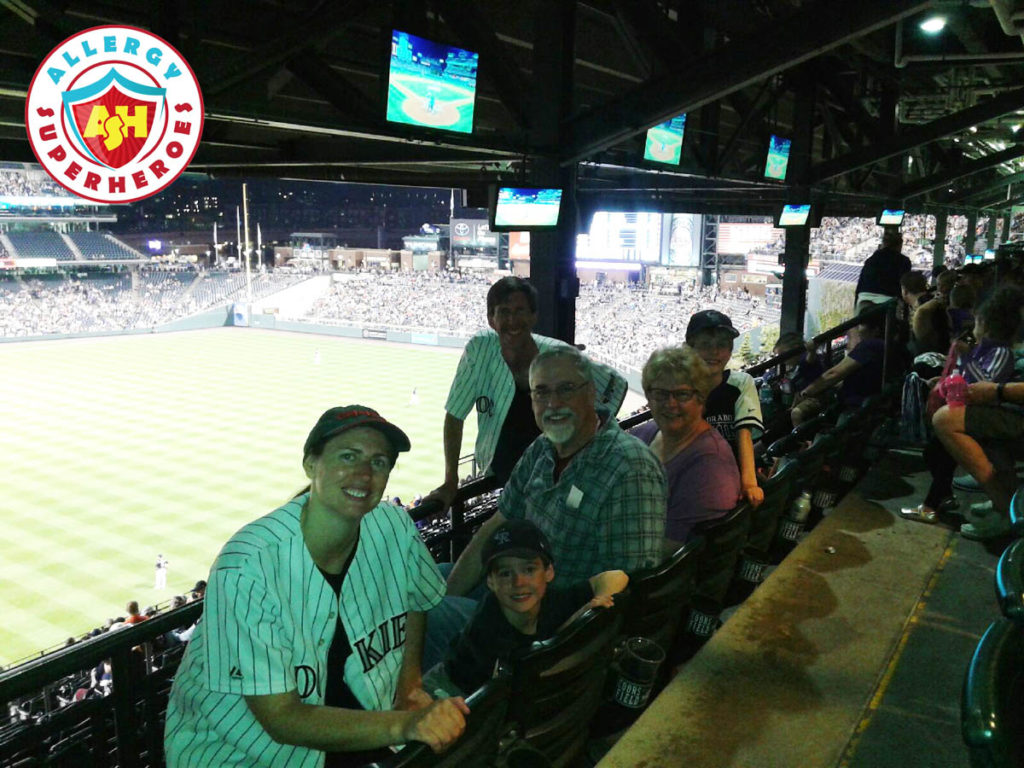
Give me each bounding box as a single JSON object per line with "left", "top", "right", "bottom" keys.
{"left": 25, "top": 25, "right": 203, "bottom": 204}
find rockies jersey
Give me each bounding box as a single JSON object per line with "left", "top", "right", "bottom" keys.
{"left": 703, "top": 369, "right": 764, "bottom": 448}
{"left": 445, "top": 330, "right": 628, "bottom": 474}
{"left": 164, "top": 495, "right": 445, "bottom": 767}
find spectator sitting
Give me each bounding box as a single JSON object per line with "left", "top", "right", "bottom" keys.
{"left": 792, "top": 313, "right": 888, "bottom": 424}
{"left": 902, "top": 285, "right": 1022, "bottom": 525}
{"left": 125, "top": 601, "right": 147, "bottom": 625}
{"left": 933, "top": 380, "right": 1024, "bottom": 539}
{"left": 445, "top": 347, "right": 665, "bottom": 593}
{"left": 425, "top": 519, "right": 627, "bottom": 697}
{"left": 685, "top": 310, "right": 764, "bottom": 508}
{"left": 763, "top": 333, "right": 826, "bottom": 440}
{"left": 902, "top": 271, "right": 945, "bottom": 357}
{"left": 631, "top": 346, "right": 742, "bottom": 552}
{"left": 427, "top": 347, "right": 665, "bottom": 669}
{"left": 424, "top": 277, "right": 627, "bottom": 510}
{"left": 947, "top": 283, "right": 976, "bottom": 340}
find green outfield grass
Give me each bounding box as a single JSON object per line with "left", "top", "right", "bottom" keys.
{"left": 0, "top": 328, "right": 477, "bottom": 668}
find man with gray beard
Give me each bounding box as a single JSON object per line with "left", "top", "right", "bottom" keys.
{"left": 445, "top": 347, "right": 667, "bottom": 595}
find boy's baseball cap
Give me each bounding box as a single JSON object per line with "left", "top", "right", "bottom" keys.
{"left": 481, "top": 519, "right": 554, "bottom": 570}
{"left": 304, "top": 405, "right": 411, "bottom": 459}
{"left": 686, "top": 309, "right": 739, "bottom": 339}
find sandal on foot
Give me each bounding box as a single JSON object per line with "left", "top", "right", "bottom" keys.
{"left": 899, "top": 504, "right": 937, "bottom": 523}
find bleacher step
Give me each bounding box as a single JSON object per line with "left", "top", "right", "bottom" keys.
{"left": 598, "top": 490, "right": 951, "bottom": 768}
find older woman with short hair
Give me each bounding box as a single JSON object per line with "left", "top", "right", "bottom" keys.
{"left": 631, "top": 346, "right": 741, "bottom": 554}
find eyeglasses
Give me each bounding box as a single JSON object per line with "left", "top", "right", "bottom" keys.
{"left": 646, "top": 387, "right": 701, "bottom": 404}
{"left": 530, "top": 381, "right": 589, "bottom": 402}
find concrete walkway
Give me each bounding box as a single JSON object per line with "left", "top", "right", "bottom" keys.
{"left": 599, "top": 450, "right": 1005, "bottom": 768}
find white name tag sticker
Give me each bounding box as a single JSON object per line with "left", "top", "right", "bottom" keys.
{"left": 566, "top": 485, "right": 584, "bottom": 510}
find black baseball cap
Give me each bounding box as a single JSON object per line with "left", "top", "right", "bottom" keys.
{"left": 481, "top": 519, "right": 554, "bottom": 570}
{"left": 686, "top": 309, "right": 739, "bottom": 340}
{"left": 303, "top": 405, "right": 411, "bottom": 459}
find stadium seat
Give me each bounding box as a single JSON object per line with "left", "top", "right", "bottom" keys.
{"left": 1009, "top": 486, "right": 1024, "bottom": 538}
{"left": 368, "top": 678, "right": 511, "bottom": 768}
{"left": 674, "top": 503, "right": 752, "bottom": 663}
{"left": 727, "top": 459, "right": 798, "bottom": 604}
{"left": 961, "top": 617, "right": 1024, "bottom": 768}
{"left": 504, "top": 603, "right": 623, "bottom": 766}
{"left": 995, "top": 538, "right": 1024, "bottom": 624}
{"left": 620, "top": 537, "right": 705, "bottom": 653}
{"left": 773, "top": 432, "right": 840, "bottom": 553}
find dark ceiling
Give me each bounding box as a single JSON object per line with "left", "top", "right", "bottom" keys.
{"left": 3, "top": 0, "right": 1024, "bottom": 218}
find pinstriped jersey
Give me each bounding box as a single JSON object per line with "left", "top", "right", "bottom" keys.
{"left": 164, "top": 495, "right": 445, "bottom": 767}
{"left": 445, "top": 330, "right": 628, "bottom": 474}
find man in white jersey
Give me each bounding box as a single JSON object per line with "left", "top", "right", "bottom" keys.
{"left": 165, "top": 406, "right": 467, "bottom": 767}
{"left": 425, "top": 277, "right": 628, "bottom": 507}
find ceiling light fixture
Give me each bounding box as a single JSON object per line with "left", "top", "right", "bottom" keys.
{"left": 919, "top": 16, "right": 946, "bottom": 34}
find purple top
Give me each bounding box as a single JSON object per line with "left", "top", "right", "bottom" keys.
{"left": 630, "top": 421, "right": 741, "bottom": 543}
{"left": 961, "top": 338, "right": 1014, "bottom": 384}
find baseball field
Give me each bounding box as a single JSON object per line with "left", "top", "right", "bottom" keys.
{"left": 0, "top": 328, "right": 477, "bottom": 668}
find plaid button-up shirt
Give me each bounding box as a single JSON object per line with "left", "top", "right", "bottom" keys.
{"left": 498, "top": 409, "right": 667, "bottom": 584}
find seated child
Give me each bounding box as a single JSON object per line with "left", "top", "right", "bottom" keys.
{"left": 425, "top": 519, "right": 628, "bottom": 697}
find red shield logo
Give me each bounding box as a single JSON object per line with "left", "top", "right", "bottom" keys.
{"left": 68, "top": 85, "right": 158, "bottom": 169}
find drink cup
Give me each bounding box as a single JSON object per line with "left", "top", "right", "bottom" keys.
{"left": 611, "top": 637, "right": 665, "bottom": 709}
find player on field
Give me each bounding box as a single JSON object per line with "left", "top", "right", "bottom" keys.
{"left": 165, "top": 406, "right": 467, "bottom": 767}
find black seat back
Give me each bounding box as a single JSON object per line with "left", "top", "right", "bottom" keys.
{"left": 746, "top": 460, "right": 798, "bottom": 555}
{"left": 691, "top": 502, "right": 753, "bottom": 608}
{"left": 505, "top": 604, "right": 623, "bottom": 766}
{"left": 622, "top": 537, "right": 705, "bottom": 651}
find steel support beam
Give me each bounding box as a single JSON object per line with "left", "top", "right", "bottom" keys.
{"left": 285, "top": 54, "right": 379, "bottom": 128}
{"left": 527, "top": 0, "right": 577, "bottom": 344}
{"left": 933, "top": 212, "right": 947, "bottom": 268}
{"left": 812, "top": 86, "right": 1024, "bottom": 183}
{"left": 900, "top": 146, "right": 1024, "bottom": 199}
{"left": 949, "top": 170, "right": 1024, "bottom": 203}
{"left": 434, "top": 0, "right": 530, "bottom": 129}
{"left": 781, "top": 69, "right": 815, "bottom": 336}
{"left": 561, "top": 0, "right": 928, "bottom": 164}
{"left": 204, "top": 1, "right": 366, "bottom": 97}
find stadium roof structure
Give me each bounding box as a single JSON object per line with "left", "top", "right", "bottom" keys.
{"left": 3, "top": 1, "right": 1024, "bottom": 218}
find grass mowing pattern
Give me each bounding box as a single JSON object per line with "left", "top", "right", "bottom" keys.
{"left": 0, "top": 328, "right": 476, "bottom": 667}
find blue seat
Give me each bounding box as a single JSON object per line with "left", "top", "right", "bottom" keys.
{"left": 1009, "top": 486, "right": 1024, "bottom": 538}
{"left": 995, "top": 538, "right": 1024, "bottom": 624}
{"left": 961, "top": 618, "right": 1024, "bottom": 767}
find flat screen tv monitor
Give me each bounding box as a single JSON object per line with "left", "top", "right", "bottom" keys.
{"left": 777, "top": 204, "right": 811, "bottom": 227}
{"left": 764, "top": 134, "right": 792, "bottom": 181}
{"left": 490, "top": 187, "right": 563, "bottom": 231}
{"left": 643, "top": 114, "right": 687, "bottom": 165}
{"left": 878, "top": 209, "right": 905, "bottom": 226}
{"left": 386, "top": 30, "right": 479, "bottom": 134}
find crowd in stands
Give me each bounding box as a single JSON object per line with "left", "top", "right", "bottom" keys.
{"left": 0, "top": 169, "right": 72, "bottom": 199}
{"left": 0, "top": 268, "right": 308, "bottom": 337}
{"left": 305, "top": 273, "right": 781, "bottom": 372}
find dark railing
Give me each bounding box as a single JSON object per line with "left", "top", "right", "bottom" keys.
{"left": 0, "top": 603, "right": 201, "bottom": 767}
{"left": 0, "top": 299, "right": 904, "bottom": 767}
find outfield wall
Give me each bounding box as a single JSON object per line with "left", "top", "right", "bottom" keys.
{"left": 0, "top": 306, "right": 230, "bottom": 344}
